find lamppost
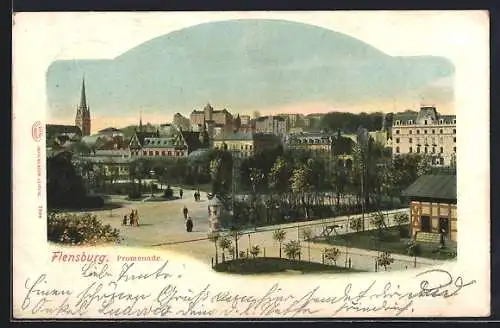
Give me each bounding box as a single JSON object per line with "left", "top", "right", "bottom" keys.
{"left": 149, "top": 169, "right": 155, "bottom": 197}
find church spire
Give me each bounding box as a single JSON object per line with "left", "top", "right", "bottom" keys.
{"left": 79, "top": 77, "right": 87, "bottom": 110}
{"left": 139, "top": 110, "right": 143, "bottom": 133}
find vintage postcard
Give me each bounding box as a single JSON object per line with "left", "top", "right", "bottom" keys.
{"left": 12, "top": 11, "right": 490, "bottom": 319}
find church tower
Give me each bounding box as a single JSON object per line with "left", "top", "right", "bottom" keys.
{"left": 75, "top": 77, "right": 91, "bottom": 136}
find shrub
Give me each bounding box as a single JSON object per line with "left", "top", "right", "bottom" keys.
{"left": 79, "top": 196, "right": 104, "bottom": 208}
{"left": 47, "top": 212, "right": 120, "bottom": 245}
{"left": 407, "top": 241, "right": 422, "bottom": 257}
{"left": 324, "top": 247, "right": 341, "bottom": 265}
{"left": 127, "top": 190, "right": 142, "bottom": 200}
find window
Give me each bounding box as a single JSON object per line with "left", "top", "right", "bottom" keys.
{"left": 161, "top": 151, "right": 165, "bottom": 156}
{"left": 424, "top": 147, "right": 428, "bottom": 153}
{"left": 395, "top": 120, "right": 400, "bottom": 125}
{"left": 432, "top": 129, "right": 435, "bottom": 134}
{"left": 167, "top": 151, "right": 172, "bottom": 156}
{"left": 440, "top": 129, "right": 443, "bottom": 134}
{"left": 453, "top": 119, "right": 456, "bottom": 124}
{"left": 408, "top": 120, "right": 413, "bottom": 125}
{"left": 409, "top": 146, "right": 413, "bottom": 153}
{"left": 155, "top": 151, "right": 159, "bottom": 156}
{"left": 424, "top": 129, "right": 427, "bottom": 134}
{"left": 395, "top": 130, "right": 400, "bottom": 134}
{"left": 424, "top": 120, "right": 428, "bottom": 125}
{"left": 396, "top": 146, "right": 400, "bottom": 154}
{"left": 409, "top": 130, "right": 413, "bottom": 135}
{"left": 440, "top": 147, "right": 443, "bottom": 153}
{"left": 143, "top": 151, "right": 147, "bottom": 156}
{"left": 420, "top": 216, "right": 431, "bottom": 232}
{"left": 149, "top": 151, "right": 153, "bottom": 156}
{"left": 440, "top": 157, "right": 444, "bottom": 165}
{"left": 432, "top": 147, "right": 435, "bottom": 153}
{"left": 453, "top": 129, "right": 456, "bottom": 134}
{"left": 396, "top": 138, "right": 400, "bottom": 143}
{"left": 453, "top": 137, "right": 456, "bottom": 143}
{"left": 409, "top": 138, "right": 413, "bottom": 143}
{"left": 439, "top": 119, "right": 444, "bottom": 124}
{"left": 417, "top": 130, "right": 420, "bottom": 134}
{"left": 417, "top": 147, "right": 420, "bottom": 153}
{"left": 453, "top": 147, "right": 456, "bottom": 153}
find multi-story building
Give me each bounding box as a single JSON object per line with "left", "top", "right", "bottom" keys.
{"left": 130, "top": 128, "right": 209, "bottom": 159}
{"left": 392, "top": 106, "right": 456, "bottom": 166}
{"left": 190, "top": 103, "right": 233, "bottom": 127}
{"left": 254, "top": 115, "right": 289, "bottom": 135}
{"left": 213, "top": 132, "right": 281, "bottom": 158}
{"left": 239, "top": 115, "right": 251, "bottom": 126}
{"left": 284, "top": 132, "right": 333, "bottom": 153}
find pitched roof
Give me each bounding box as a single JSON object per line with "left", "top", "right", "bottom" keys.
{"left": 180, "top": 131, "right": 203, "bottom": 149}
{"left": 135, "top": 132, "right": 157, "bottom": 145}
{"left": 402, "top": 174, "right": 457, "bottom": 201}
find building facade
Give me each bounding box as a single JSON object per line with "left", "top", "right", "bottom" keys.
{"left": 254, "top": 115, "right": 289, "bottom": 135}
{"left": 284, "top": 132, "right": 333, "bottom": 153}
{"left": 213, "top": 132, "right": 281, "bottom": 158}
{"left": 190, "top": 103, "right": 233, "bottom": 127}
{"left": 130, "top": 128, "right": 209, "bottom": 159}
{"left": 403, "top": 174, "right": 457, "bottom": 243}
{"left": 75, "top": 78, "right": 91, "bottom": 136}
{"left": 392, "top": 106, "right": 456, "bottom": 166}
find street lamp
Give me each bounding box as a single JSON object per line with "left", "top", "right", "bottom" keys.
{"left": 149, "top": 169, "right": 155, "bottom": 197}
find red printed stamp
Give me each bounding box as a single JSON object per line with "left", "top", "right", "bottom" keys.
{"left": 31, "top": 120, "right": 43, "bottom": 142}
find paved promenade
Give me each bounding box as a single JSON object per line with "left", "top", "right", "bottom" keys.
{"left": 76, "top": 187, "right": 451, "bottom": 272}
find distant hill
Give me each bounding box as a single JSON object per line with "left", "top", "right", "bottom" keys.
{"left": 46, "top": 19, "right": 454, "bottom": 119}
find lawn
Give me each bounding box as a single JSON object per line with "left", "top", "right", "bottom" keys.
{"left": 314, "top": 227, "right": 457, "bottom": 260}
{"left": 213, "top": 257, "right": 364, "bottom": 274}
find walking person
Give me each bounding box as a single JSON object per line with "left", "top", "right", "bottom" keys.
{"left": 179, "top": 188, "right": 183, "bottom": 199}
{"left": 129, "top": 209, "right": 135, "bottom": 226}
{"left": 182, "top": 206, "right": 189, "bottom": 219}
{"left": 122, "top": 215, "right": 127, "bottom": 226}
{"left": 186, "top": 216, "right": 193, "bottom": 232}
{"left": 134, "top": 209, "right": 140, "bottom": 226}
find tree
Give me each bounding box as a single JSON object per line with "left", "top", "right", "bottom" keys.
{"left": 300, "top": 227, "right": 314, "bottom": 261}
{"left": 229, "top": 227, "right": 243, "bottom": 260}
{"left": 207, "top": 231, "right": 220, "bottom": 264}
{"left": 283, "top": 240, "right": 301, "bottom": 260}
{"left": 324, "top": 247, "right": 341, "bottom": 266}
{"left": 252, "top": 110, "right": 261, "bottom": 119}
{"left": 377, "top": 251, "right": 394, "bottom": 271}
{"left": 272, "top": 229, "right": 287, "bottom": 258}
{"left": 290, "top": 163, "right": 312, "bottom": 218}
{"left": 250, "top": 245, "right": 261, "bottom": 258}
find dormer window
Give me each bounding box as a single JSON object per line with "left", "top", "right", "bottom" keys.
{"left": 424, "top": 120, "right": 428, "bottom": 125}
{"left": 408, "top": 120, "right": 413, "bottom": 125}
{"left": 453, "top": 119, "right": 456, "bottom": 124}
{"left": 439, "top": 119, "right": 444, "bottom": 124}
{"left": 395, "top": 120, "right": 400, "bottom": 125}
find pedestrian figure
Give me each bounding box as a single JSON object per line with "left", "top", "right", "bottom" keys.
{"left": 183, "top": 206, "right": 189, "bottom": 219}
{"left": 194, "top": 192, "right": 198, "bottom": 202}
{"left": 122, "top": 215, "right": 127, "bottom": 226}
{"left": 180, "top": 189, "right": 183, "bottom": 199}
{"left": 186, "top": 216, "right": 193, "bottom": 232}
{"left": 134, "top": 209, "right": 140, "bottom": 226}
{"left": 208, "top": 205, "right": 211, "bottom": 216}
{"left": 129, "top": 210, "right": 135, "bottom": 226}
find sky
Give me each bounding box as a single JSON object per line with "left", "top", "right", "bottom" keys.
{"left": 15, "top": 11, "right": 488, "bottom": 133}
